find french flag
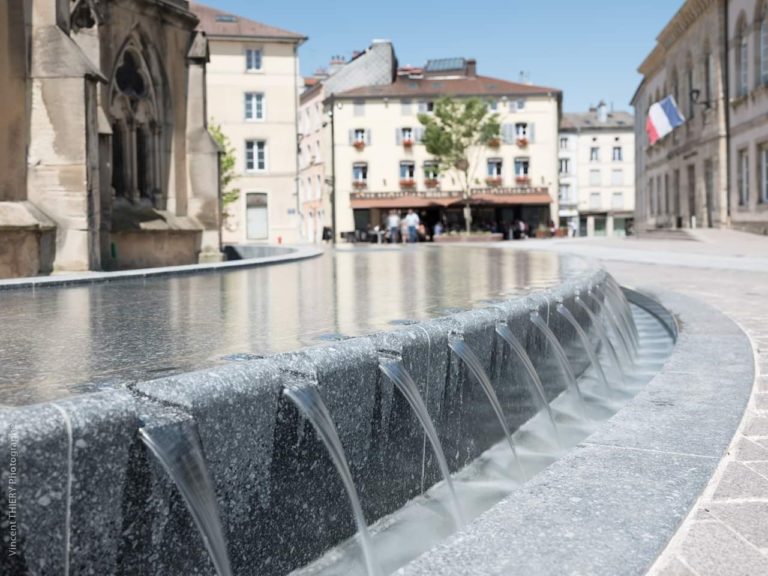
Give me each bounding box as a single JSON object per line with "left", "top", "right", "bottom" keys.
{"left": 646, "top": 96, "right": 685, "bottom": 145}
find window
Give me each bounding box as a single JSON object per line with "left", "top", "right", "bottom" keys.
{"left": 559, "top": 137, "right": 569, "bottom": 150}
{"left": 704, "top": 51, "right": 713, "bottom": 104}
{"left": 611, "top": 192, "right": 624, "bottom": 209}
{"left": 513, "top": 98, "right": 526, "bottom": 111}
{"left": 401, "top": 99, "right": 412, "bottom": 115}
{"left": 419, "top": 101, "right": 435, "bottom": 113}
{"left": 589, "top": 192, "right": 601, "bottom": 209}
{"left": 590, "top": 147, "right": 600, "bottom": 162}
{"left": 399, "top": 161, "right": 415, "bottom": 179}
{"left": 657, "top": 175, "right": 663, "bottom": 215}
{"left": 612, "top": 147, "right": 623, "bottom": 161}
{"left": 245, "top": 140, "right": 266, "bottom": 172}
{"left": 514, "top": 158, "right": 530, "bottom": 176}
{"left": 687, "top": 66, "right": 695, "bottom": 119}
{"left": 761, "top": 14, "right": 768, "bottom": 86}
{"left": 559, "top": 184, "right": 572, "bottom": 203}
{"left": 354, "top": 128, "right": 366, "bottom": 143}
{"left": 761, "top": 145, "right": 768, "bottom": 204}
{"left": 354, "top": 99, "right": 365, "bottom": 116}
{"left": 487, "top": 100, "right": 498, "bottom": 111}
{"left": 245, "top": 93, "right": 264, "bottom": 121}
{"left": 738, "top": 149, "right": 749, "bottom": 206}
{"left": 515, "top": 123, "right": 528, "bottom": 138}
{"left": 559, "top": 158, "right": 570, "bottom": 175}
{"left": 316, "top": 175, "right": 322, "bottom": 199}
{"left": 424, "top": 161, "right": 439, "bottom": 179}
{"left": 353, "top": 162, "right": 368, "bottom": 183}
{"left": 738, "top": 29, "right": 749, "bottom": 97}
{"left": 611, "top": 169, "right": 624, "bottom": 185}
{"left": 246, "top": 193, "right": 268, "bottom": 240}
{"left": 648, "top": 178, "right": 655, "bottom": 215}
{"left": 399, "top": 127, "right": 414, "bottom": 143}
{"left": 246, "top": 49, "right": 262, "bottom": 71}
{"left": 589, "top": 169, "right": 601, "bottom": 186}
{"left": 487, "top": 158, "right": 502, "bottom": 177}
{"left": 315, "top": 140, "right": 321, "bottom": 163}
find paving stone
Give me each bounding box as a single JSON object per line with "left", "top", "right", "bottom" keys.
{"left": 733, "top": 437, "right": 768, "bottom": 462}
{"left": 708, "top": 501, "right": 768, "bottom": 549}
{"left": 743, "top": 415, "right": 768, "bottom": 437}
{"left": 678, "top": 520, "right": 768, "bottom": 576}
{"left": 712, "top": 462, "right": 768, "bottom": 501}
{"left": 755, "top": 393, "right": 768, "bottom": 411}
{"left": 655, "top": 555, "right": 698, "bottom": 576}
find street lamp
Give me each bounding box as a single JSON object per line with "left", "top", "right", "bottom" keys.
{"left": 690, "top": 88, "right": 713, "bottom": 110}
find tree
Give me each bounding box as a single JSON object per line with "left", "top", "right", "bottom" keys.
{"left": 418, "top": 97, "right": 500, "bottom": 233}
{"left": 208, "top": 120, "right": 240, "bottom": 210}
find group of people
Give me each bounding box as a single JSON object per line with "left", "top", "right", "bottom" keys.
{"left": 384, "top": 209, "right": 424, "bottom": 243}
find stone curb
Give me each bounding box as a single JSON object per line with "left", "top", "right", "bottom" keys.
{"left": 396, "top": 290, "right": 754, "bottom": 576}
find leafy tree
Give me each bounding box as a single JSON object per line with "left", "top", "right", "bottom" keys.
{"left": 418, "top": 97, "right": 500, "bottom": 233}
{"left": 208, "top": 120, "right": 240, "bottom": 208}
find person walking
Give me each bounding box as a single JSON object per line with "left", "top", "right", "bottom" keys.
{"left": 405, "top": 209, "right": 420, "bottom": 243}
{"left": 386, "top": 210, "right": 401, "bottom": 243}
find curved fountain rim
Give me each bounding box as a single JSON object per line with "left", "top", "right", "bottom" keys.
{"left": 0, "top": 245, "right": 324, "bottom": 291}
{"left": 397, "top": 287, "right": 754, "bottom": 576}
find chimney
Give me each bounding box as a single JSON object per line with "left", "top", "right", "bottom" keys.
{"left": 328, "top": 55, "right": 346, "bottom": 75}
{"left": 466, "top": 58, "right": 477, "bottom": 77}
{"left": 596, "top": 100, "right": 608, "bottom": 123}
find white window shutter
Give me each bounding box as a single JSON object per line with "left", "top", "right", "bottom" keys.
{"left": 501, "top": 124, "right": 512, "bottom": 144}
{"left": 529, "top": 123, "right": 536, "bottom": 143}
{"left": 396, "top": 128, "right": 402, "bottom": 144}
{"left": 415, "top": 127, "right": 425, "bottom": 142}
{"left": 348, "top": 130, "right": 354, "bottom": 145}
{"left": 418, "top": 101, "right": 427, "bottom": 113}
{"left": 366, "top": 129, "right": 372, "bottom": 145}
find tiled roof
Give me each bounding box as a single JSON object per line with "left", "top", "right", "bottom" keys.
{"left": 190, "top": 3, "right": 306, "bottom": 42}
{"left": 334, "top": 75, "right": 560, "bottom": 99}
{"left": 560, "top": 110, "right": 634, "bottom": 130}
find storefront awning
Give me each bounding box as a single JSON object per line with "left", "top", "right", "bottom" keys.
{"left": 351, "top": 192, "right": 552, "bottom": 210}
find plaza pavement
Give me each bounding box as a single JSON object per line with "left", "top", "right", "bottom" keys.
{"left": 501, "top": 229, "right": 768, "bottom": 576}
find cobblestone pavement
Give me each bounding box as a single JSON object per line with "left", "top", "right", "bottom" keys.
{"left": 505, "top": 230, "right": 768, "bottom": 576}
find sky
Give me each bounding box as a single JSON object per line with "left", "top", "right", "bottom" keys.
{"left": 206, "top": 0, "right": 683, "bottom": 113}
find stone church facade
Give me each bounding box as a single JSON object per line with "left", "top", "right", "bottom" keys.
{"left": 0, "top": 0, "right": 221, "bottom": 278}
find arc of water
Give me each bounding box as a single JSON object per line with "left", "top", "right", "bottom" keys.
{"left": 415, "top": 325, "right": 432, "bottom": 494}
{"left": 495, "top": 324, "right": 561, "bottom": 446}
{"left": 529, "top": 312, "right": 588, "bottom": 415}
{"left": 139, "top": 424, "right": 233, "bottom": 576}
{"left": 574, "top": 296, "right": 627, "bottom": 384}
{"left": 556, "top": 304, "right": 611, "bottom": 393}
{"left": 380, "top": 360, "right": 465, "bottom": 529}
{"left": 597, "top": 284, "right": 639, "bottom": 354}
{"left": 282, "top": 384, "right": 381, "bottom": 576}
{"left": 605, "top": 278, "right": 641, "bottom": 344}
{"left": 584, "top": 291, "right": 635, "bottom": 366}
{"left": 448, "top": 340, "right": 522, "bottom": 476}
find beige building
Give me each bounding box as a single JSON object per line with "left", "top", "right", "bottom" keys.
{"left": 298, "top": 42, "right": 398, "bottom": 243}
{"left": 728, "top": 0, "right": 768, "bottom": 233}
{"left": 632, "top": 0, "right": 768, "bottom": 235}
{"left": 0, "top": 0, "right": 221, "bottom": 279}
{"left": 559, "top": 104, "right": 635, "bottom": 236}
{"left": 193, "top": 3, "right": 306, "bottom": 245}
{"left": 325, "top": 58, "right": 561, "bottom": 240}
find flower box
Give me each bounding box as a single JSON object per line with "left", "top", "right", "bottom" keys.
{"left": 488, "top": 137, "right": 501, "bottom": 148}
{"left": 485, "top": 176, "right": 503, "bottom": 187}
{"left": 399, "top": 179, "right": 416, "bottom": 189}
{"left": 402, "top": 139, "right": 414, "bottom": 148}
{"left": 515, "top": 176, "right": 531, "bottom": 185}
{"left": 516, "top": 138, "right": 529, "bottom": 148}
{"left": 353, "top": 141, "right": 366, "bottom": 151}
{"left": 424, "top": 178, "right": 440, "bottom": 189}
{"left": 352, "top": 180, "right": 367, "bottom": 190}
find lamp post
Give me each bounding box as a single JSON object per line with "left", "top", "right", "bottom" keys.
{"left": 689, "top": 88, "right": 713, "bottom": 110}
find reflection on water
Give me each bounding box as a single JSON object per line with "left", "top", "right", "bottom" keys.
{"left": 0, "top": 246, "right": 587, "bottom": 406}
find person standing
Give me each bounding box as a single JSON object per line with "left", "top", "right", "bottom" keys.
{"left": 405, "top": 209, "right": 420, "bottom": 243}
{"left": 386, "top": 210, "right": 401, "bottom": 243}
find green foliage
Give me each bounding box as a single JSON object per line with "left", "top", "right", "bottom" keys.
{"left": 417, "top": 97, "right": 500, "bottom": 194}
{"left": 209, "top": 120, "right": 240, "bottom": 206}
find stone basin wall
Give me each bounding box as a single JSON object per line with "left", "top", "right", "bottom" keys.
{"left": 0, "top": 268, "right": 610, "bottom": 575}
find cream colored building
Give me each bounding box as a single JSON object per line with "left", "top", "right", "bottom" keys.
{"left": 559, "top": 104, "right": 635, "bottom": 236}
{"left": 193, "top": 3, "right": 306, "bottom": 245}
{"left": 631, "top": 0, "right": 768, "bottom": 234}
{"left": 326, "top": 58, "right": 561, "bottom": 240}
{"left": 728, "top": 0, "right": 768, "bottom": 233}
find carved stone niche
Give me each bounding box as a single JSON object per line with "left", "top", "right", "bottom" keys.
{"left": 70, "top": 0, "right": 102, "bottom": 31}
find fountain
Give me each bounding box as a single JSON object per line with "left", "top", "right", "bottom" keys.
{"left": 0, "top": 251, "right": 691, "bottom": 576}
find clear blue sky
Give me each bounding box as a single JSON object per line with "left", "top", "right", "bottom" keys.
{"left": 205, "top": 0, "right": 682, "bottom": 113}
